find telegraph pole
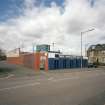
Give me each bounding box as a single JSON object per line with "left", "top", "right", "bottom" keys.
{"left": 52, "top": 42, "right": 55, "bottom": 51}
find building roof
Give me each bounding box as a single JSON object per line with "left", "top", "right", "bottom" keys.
{"left": 88, "top": 44, "right": 105, "bottom": 51}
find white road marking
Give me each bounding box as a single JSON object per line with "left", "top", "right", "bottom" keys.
{"left": 0, "top": 82, "right": 40, "bottom": 92}
{"left": 0, "top": 77, "right": 79, "bottom": 92}
{"left": 52, "top": 77, "right": 79, "bottom": 82}
{"left": 0, "top": 74, "right": 15, "bottom": 80}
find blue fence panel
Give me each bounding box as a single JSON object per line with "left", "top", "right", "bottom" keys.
{"left": 78, "top": 59, "right": 81, "bottom": 68}
{"left": 76, "top": 58, "right": 81, "bottom": 68}
{"left": 72, "top": 59, "right": 77, "bottom": 68}
{"left": 59, "top": 58, "right": 64, "bottom": 69}
{"left": 54, "top": 59, "right": 59, "bottom": 69}
{"left": 70, "top": 59, "right": 73, "bottom": 68}
{"left": 83, "top": 59, "right": 86, "bottom": 67}
{"left": 48, "top": 58, "right": 55, "bottom": 70}
{"left": 66, "top": 58, "right": 70, "bottom": 69}
{"left": 48, "top": 58, "right": 88, "bottom": 70}
{"left": 76, "top": 59, "right": 79, "bottom": 68}
{"left": 63, "top": 58, "right": 66, "bottom": 69}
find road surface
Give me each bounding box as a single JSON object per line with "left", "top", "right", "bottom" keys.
{"left": 0, "top": 68, "right": 105, "bottom": 105}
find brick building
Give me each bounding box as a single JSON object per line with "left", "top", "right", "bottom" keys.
{"left": 87, "top": 44, "right": 105, "bottom": 65}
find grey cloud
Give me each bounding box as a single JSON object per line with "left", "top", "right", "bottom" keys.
{"left": 66, "top": 19, "right": 86, "bottom": 35}
{"left": 0, "top": 0, "right": 105, "bottom": 55}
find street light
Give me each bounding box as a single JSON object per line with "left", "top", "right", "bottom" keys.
{"left": 81, "top": 28, "right": 95, "bottom": 68}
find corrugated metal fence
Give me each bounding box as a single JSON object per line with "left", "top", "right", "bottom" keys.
{"left": 48, "top": 58, "right": 88, "bottom": 70}
{"left": 7, "top": 52, "right": 48, "bottom": 71}
{"left": 7, "top": 53, "right": 88, "bottom": 71}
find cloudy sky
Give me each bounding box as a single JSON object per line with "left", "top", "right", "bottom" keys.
{"left": 0, "top": 0, "right": 105, "bottom": 55}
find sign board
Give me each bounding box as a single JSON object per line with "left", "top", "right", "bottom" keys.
{"left": 36, "top": 44, "right": 50, "bottom": 52}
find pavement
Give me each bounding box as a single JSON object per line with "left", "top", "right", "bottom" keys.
{"left": 0, "top": 61, "right": 38, "bottom": 78}
{"left": 0, "top": 61, "right": 105, "bottom": 105}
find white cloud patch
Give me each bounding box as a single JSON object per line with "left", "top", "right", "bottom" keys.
{"left": 0, "top": 0, "right": 105, "bottom": 55}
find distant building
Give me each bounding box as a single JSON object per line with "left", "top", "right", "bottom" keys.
{"left": 6, "top": 48, "right": 21, "bottom": 57}
{"left": 87, "top": 44, "right": 105, "bottom": 64}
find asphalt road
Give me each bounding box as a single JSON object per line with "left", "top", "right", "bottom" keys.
{"left": 0, "top": 68, "right": 105, "bottom": 105}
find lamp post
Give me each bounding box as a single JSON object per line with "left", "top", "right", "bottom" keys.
{"left": 81, "top": 28, "right": 94, "bottom": 68}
